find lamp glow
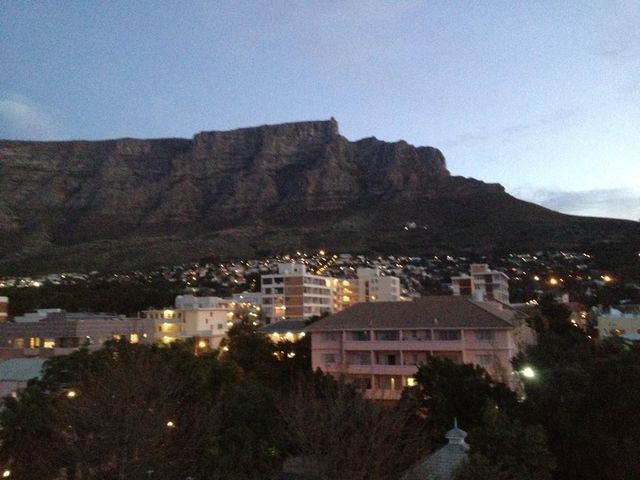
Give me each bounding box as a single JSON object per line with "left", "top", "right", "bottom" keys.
{"left": 522, "top": 367, "right": 535, "bottom": 379}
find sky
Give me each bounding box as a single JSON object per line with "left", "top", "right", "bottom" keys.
{"left": 1, "top": 1, "right": 638, "bottom": 220}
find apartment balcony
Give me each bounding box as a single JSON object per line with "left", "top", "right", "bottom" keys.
{"left": 344, "top": 339, "right": 464, "bottom": 352}
{"left": 371, "top": 364, "right": 418, "bottom": 376}
{"left": 344, "top": 364, "right": 374, "bottom": 375}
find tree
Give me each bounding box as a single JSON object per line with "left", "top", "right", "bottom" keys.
{"left": 516, "top": 330, "right": 640, "bottom": 480}
{"left": 0, "top": 341, "right": 245, "bottom": 479}
{"left": 454, "top": 406, "right": 555, "bottom": 480}
{"left": 278, "top": 373, "right": 430, "bottom": 480}
{"left": 402, "top": 357, "right": 517, "bottom": 438}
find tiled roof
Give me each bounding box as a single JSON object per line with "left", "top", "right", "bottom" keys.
{"left": 259, "top": 319, "right": 308, "bottom": 334}
{"left": 402, "top": 443, "right": 468, "bottom": 480}
{"left": 0, "top": 358, "right": 47, "bottom": 381}
{"left": 305, "top": 296, "right": 519, "bottom": 332}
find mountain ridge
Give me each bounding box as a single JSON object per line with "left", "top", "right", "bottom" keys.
{"left": 1, "top": 119, "right": 638, "bottom": 274}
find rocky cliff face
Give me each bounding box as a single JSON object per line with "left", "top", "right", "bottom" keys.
{"left": 0, "top": 119, "right": 637, "bottom": 273}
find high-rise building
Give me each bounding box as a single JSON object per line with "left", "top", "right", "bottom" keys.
{"left": 451, "top": 264, "right": 510, "bottom": 303}
{"left": 261, "top": 263, "right": 333, "bottom": 324}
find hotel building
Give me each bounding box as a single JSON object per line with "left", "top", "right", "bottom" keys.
{"left": 307, "top": 296, "right": 534, "bottom": 400}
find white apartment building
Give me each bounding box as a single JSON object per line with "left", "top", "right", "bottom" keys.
{"left": 261, "top": 263, "right": 333, "bottom": 324}
{"left": 357, "top": 267, "right": 401, "bottom": 303}
{"left": 451, "top": 264, "right": 510, "bottom": 304}
{"left": 141, "top": 297, "right": 235, "bottom": 348}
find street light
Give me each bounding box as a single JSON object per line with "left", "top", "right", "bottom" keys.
{"left": 521, "top": 366, "right": 536, "bottom": 379}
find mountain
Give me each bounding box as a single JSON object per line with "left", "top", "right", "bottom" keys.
{"left": 0, "top": 119, "right": 638, "bottom": 274}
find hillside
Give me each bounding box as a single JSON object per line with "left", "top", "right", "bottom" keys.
{"left": 1, "top": 119, "right": 638, "bottom": 273}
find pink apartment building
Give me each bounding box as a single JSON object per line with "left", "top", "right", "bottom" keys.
{"left": 307, "top": 296, "right": 535, "bottom": 400}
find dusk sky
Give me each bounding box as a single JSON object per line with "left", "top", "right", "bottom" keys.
{"left": 1, "top": 1, "right": 638, "bottom": 220}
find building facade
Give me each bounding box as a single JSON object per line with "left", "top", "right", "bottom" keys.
{"left": 260, "top": 263, "right": 403, "bottom": 324}
{"left": 141, "top": 303, "right": 235, "bottom": 348}
{"left": 261, "top": 263, "right": 333, "bottom": 324}
{"left": 451, "top": 264, "right": 510, "bottom": 303}
{"left": 597, "top": 305, "right": 640, "bottom": 341}
{"left": 307, "top": 297, "right": 534, "bottom": 400}
{"left": 356, "top": 267, "right": 401, "bottom": 303}
{"left": 0, "top": 312, "right": 155, "bottom": 359}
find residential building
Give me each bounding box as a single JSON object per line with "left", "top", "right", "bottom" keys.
{"left": 597, "top": 305, "right": 640, "bottom": 341}
{"left": 0, "top": 296, "right": 7, "bottom": 323}
{"left": 175, "top": 295, "right": 232, "bottom": 309}
{"left": 331, "top": 277, "right": 359, "bottom": 313}
{"left": 0, "top": 311, "right": 154, "bottom": 360}
{"left": 141, "top": 302, "right": 235, "bottom": 348}
{"left": 259, "top": 319, "right": 308, "bottom": 343}
{"left": 451, "top": 264, "right": 510, "bottom": 303}
{"left": 260, "top": 263, "right": 403, "bottom": 324}
{"left": 356, "top": 267, "right": 401, "bottom": 303}
{"left": 261, "top": 263, "right": 333, "bottom": 324}
{"left": 307, "top": 296, "right": 534, "bottom": 400}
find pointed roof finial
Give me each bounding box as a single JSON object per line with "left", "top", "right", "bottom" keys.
{"left": 445, "top": 418, "right": 468, "bottom": 449}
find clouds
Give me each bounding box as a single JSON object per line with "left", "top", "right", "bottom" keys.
{"left": 0, "top": 93, "right": 61, "bottom": 140}
{"left": 513, "top": 187, "right": 640, "bottom": 221}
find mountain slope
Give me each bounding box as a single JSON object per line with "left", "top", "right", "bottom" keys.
{"left": 0, "top": 119, "right": 637, "bottom": 273}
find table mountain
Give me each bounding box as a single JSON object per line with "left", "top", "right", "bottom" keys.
{"left": 0, "top": 119, "right": 638, "bottom": 273}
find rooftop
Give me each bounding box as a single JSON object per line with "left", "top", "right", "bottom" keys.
{"left": 0, "top": 358, "right": 47, "bottom": 381}
{"left": 305, "top": 296, "right": 521, "bottom": 331}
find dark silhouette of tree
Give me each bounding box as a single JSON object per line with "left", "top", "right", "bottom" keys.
{"left": 516, "top": 324, "right": 640, "bottom": 480}
{"left": 454, "top": 406, "right": 555, "bottom": 480}
{"left": 279, "top": 374, "right": 430, "bottom": 480}
{"left": 402, "top": 357, "right": 517, "bottom": 438}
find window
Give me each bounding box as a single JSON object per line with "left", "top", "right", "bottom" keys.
{"left": 406, "top": 377, "right": 417, "bottom": 387}
{"left": 14, "top": 337, "right": 24, "bottom": 349}
{"left": 347, "top": 352, "right": 371, "bottom": 365}
{"left": 262, "top": 278, "right": 273, "bottom": 285}
{"left": 475, "top": 330, "right": 494, "bottom": 342}
{"left": 321, "top": 332, "right": 338, "bottom": 342}
{"left": 376, "top": 353, "right": 399, "bottom": 365}
{"left": 130, "top": 334, "right": 139, "bottom": 344}
{"left": 375, "top": 330, "right": 399, "bottom": 341}
{"left": 322, "top": 353, "right": 337, "bottom": 364}
{"left": 377, "top": 376, "right": 402, "bottom": 390}
{"left": 264, "top": 288, "right": 272, "bottom": 294}
{"left": 350, "top": 331, "right": 370, "bottom": 341}
{"left": 435, "top": 330, "right": 461, "bottom": 341}
{"left": 43, "top": 339, "right": 56, "bottom": 349}
{"left": 403, "top": 330, "right": 431, "bottom": 341}
{"left": 217, "top": 323, "right": 224, "bottom": 330}
{"left": 29, "top": 337, "right": 41, "bottom": 348}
